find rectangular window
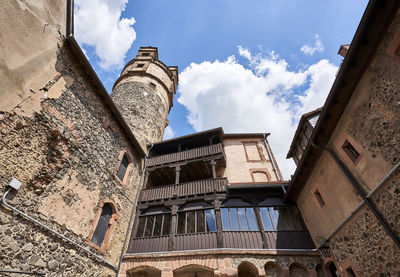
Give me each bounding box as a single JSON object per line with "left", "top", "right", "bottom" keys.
{"left": 177, "top": 209, "right": 216, "bottom": 234}
{"left": 205, "top": 210, "right": 216, "bottom": 232}
{"left": 136, "top": 214, "right": 171, "bottom": 237}
{"left": 244, "top": 142, "right": 262, "bottom": 161}
{"left": 342, "top": 140, "right": 360, "bottom": 163}
{"left": 142, "top": 52, "right": 150, "bottom": 56}
{"left": 222, "top": 208, "right": 259, "bottom": 231}
{"left": 116, "top": 155, "right": 129, "bottom": 181}
{"left": 314, "top": 189, "right": 325, "bottom": 207}
{"left": 259, "top": 206, "right": 304, "bottom": 231}
{"left": 136, "top": 63, "right": 145, "bottom": 68}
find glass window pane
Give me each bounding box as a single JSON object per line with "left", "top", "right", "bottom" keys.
{"left": 260, "top": 208, "right": 274, "bottom": 231}
{"left": 177, "top": 213, "right": 186, "bottom": 234}
{"left": 116, "top": 155, "right": 129, "bottom": 181}
{"left": 221, "top": 208, "right": 231, "bottom": 231}
{"left": 205, "top": 209, "right": 216, "bottom": 232}
{"left": 246, "top": 208, "right": 258, "bottom": 231}
{"left": 237, "top": 208, "right": 249, "bottom": 231}
{"left": 136, "top": 217, "right": 146, "bottom": 237}
{"left": 153, "top": 214, "right": 163, "bottom": 236}
{"left": 196, "top": 210, "right": 205, "bottom": 233}
{"left": 269, "top": 207, "right": 280, "bottom": 231}
{"left": 144, "top": 216, "right": 154, "bottom": 237}
{"left": 187, "top": 211, "right": 195, "bottom": 233}
{"left": 276, "top": 207, "right": 293, "bottom": 230}
{"left": 162, "top": 214, "right": 171, "bottom": 235}
{"left": 230, "top": 208, "right": 240, "bottom": 231}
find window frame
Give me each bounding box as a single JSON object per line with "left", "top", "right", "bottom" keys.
{"left": 336, "top": 134, "right": 363, "bottom": 167}
{"left": 242, "top": 140, "right": 265, "bottom": 162}
{"left": 176, "top": 208, "right": 216, "bottom": 235}
{"left": 113, "top": 149, "right": 134, "bottom": 186}
{"left": 135, "top": 212, "right": 172, "bottom": 238}
{"left": 221, "top": 207, "right": 259, "bottom": 232}
{"left": 86, "top": 200, "right": 118, "bottom": 254}
{"left": 259, "top": 205, "right": 305, "bottom": 231}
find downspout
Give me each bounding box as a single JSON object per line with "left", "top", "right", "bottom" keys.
{"left": 310, "top": 142, "right": 400, "bottom": 248}
{"left": 2, "top": 187, "right": 117, "bottom": 271}
{"left": 115, "top": 144, "right": 154, "bottom": 276}
{"left": 263, "top": 133, "right": 282, "bottom": 182}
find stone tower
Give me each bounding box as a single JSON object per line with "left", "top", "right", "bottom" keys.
{"left": 111, "top": 47, "right": 178, "bottom": 150}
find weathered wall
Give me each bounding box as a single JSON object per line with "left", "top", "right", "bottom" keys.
{"left": 120, "top": 250, "right": 321, "bottom": 277}
{"left": 0, "top": 0, "right": 66, "bottom": 113}
{"left": 112, "top": 81, "right": 168, "bottom": 149}
{"left": 296, "top": 12, "right": 400, "bottom": 276}
{"left": 0, "top": 42, "right": 142, "bottom": 276}
{"left": 222, "top": 138, "right": 279, "bottom": 183}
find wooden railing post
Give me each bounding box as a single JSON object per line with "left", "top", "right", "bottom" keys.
{"left": 214, "top": 199, "right": 224, "bottom": 248}
{"left": 210, "top": 159, "right": 216, "bottom": 178}
{"left": 169, "top": 204, "right": 178, "bottom": 251}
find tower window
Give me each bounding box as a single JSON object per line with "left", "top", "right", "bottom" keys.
{"left": 142, "top": 52, "right": 150, "bottom": 56}
{"left": 136, "top": 63, "right": 145, "bottom": 68}
{"left": 116, "top": 154, "right": 129, "bottom": 181}
{"left": 314, "top": 188, "right": 325, "bottom": 207}
{"left": 342, "top": 140, "right": 360, "bottom": 163}
{"left": 149, "top": 82, "right": 156, "bottom": 89}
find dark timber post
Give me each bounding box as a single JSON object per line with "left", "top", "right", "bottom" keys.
{"left": 214, "top": 199, "right": 224, "bottom": 248}
{"left": 143, "top": 171, "right": 150, "bottom": 189}
{"left": 210, "top": 160, "right": 216, "bottom": 178}
{"left": 254, "top": 207, "right": 269, "bottom": 249}
{"left": 175, "top": 165, "right": 181, "bottom": 184}
{"left": 169, "top": 204, "right": 178, "bottom": 251}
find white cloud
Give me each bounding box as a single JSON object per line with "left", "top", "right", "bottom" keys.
{"left": 178, "top": 47, "right": 337, "bottom": 179}
{"left": 300, "top": 35, "right": 325, "bottom": 56}
{"left": 74, "top": 0, "right": 136, "bottom": 70}
{"left": 163, "top": 126, "right": 175, "bottom": 140}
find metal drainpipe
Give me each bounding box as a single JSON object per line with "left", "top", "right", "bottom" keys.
{"left": 263, "top": 133, "right": 281, "bottom": 181}
{"left": 115, "top": 144, "right": 154, "bottom": 277}
{"left": 310, "top": 142, "right": 400, "bottom": 248}
{"left": 1, "top": 188, "right": 117, "bottom": 271}
{"left": 325, "top": 161, "right": 400, "bottom": 241}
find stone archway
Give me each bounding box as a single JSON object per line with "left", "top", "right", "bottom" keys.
{"left": 238, "top": 261, "right": 258, "bottom": 277}
{"left": 173, "top": 264, "right": 214, "bottom": 277}
{"left": 264, "top": 262, "right": 283, "bottom": 277}
{"left": 289, "top": 263, "right": 308, "bottom": 277}
{"left": 127, "top": 266, "right": 162, "bottom": 277}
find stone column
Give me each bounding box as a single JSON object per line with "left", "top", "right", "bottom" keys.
{"left": 210, "top": 160, "right": 217, "bottom": 179}
{"left": 175, "top": 165, "right": 181, "bottom": 184}
{"left": 254, "top": 207, "right": 269, "bottom": 249}
{"left": 214, "top": 199, "right": 224, "bottom": 248}
{"left": 169, "top": 204, "right": 178, "bottom": 250}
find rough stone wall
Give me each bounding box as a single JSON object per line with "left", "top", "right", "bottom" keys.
{"left": 112, "top": 81, "right": 168, "bottom": 149}
{"left": 330, "top": 204, "right": 400, "bottom": 276}
{"left": 0, "top": 43, "right": 142, "bottom": 276}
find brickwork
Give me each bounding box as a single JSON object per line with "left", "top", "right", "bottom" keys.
{"left": 120, "top": 251, "right": 321, "bottom": 277}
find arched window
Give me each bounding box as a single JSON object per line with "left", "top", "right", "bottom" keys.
{"left": 114, "top": 149, "right": 134, "bottom": 186}
{"left": 87, "top": 201, "right": 118, "bottom": 253}
{"left": 91, "top": 203, "right": 112, "bottom": 246}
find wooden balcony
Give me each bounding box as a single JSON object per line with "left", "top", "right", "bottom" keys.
{"left": 127, "top": 231, "right": 314, "bottom": 253}
{"left": 139, "top": 178, "right": 228, "bottom": 202}
{"left": 146, "top": 143, "right": 224, "bottom": 168}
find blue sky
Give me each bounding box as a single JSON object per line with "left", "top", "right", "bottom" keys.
{"left": 75, "top": 0, "right": 368, "bottom": 178}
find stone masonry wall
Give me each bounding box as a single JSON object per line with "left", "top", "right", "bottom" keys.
{"left": 0, "top": 42, "right": 142, "bottom": 276}
{"left": 112, "top": 81, "right": 168, "bottom": 149}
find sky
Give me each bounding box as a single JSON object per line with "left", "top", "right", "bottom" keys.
{"left": 74, "top": 0, "right": 368, "bottom": 179}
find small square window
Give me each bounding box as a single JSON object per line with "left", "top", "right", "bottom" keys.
{"left": 314, "top": 189, "right": 325, "bottom": 207}
{"left": 342, "top": 140, "right": 360, "bottom": 163}
{"left": 149, "top": 82, "right": 156, "bottom": 89}
{"left": 136, "top": 63, "right": 145, "bottom": 68}
{"left": 142, "top": 53, "right": 150, "bottom": 56}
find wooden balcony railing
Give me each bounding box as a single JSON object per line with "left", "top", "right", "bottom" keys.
{"left": 146, "top": 143, "right": 224, "bottom": 167}
{"left": 139, "top": 178, "right": 228, "bottom": 202}
{"left": 127, "top": 231, "right": 314, "bottom": 253}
